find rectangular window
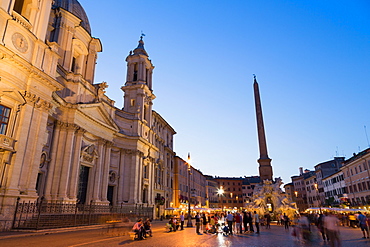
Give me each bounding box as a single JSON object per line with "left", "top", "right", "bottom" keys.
{"left": 0, "top": 105, "right": 11, "bottom": 135}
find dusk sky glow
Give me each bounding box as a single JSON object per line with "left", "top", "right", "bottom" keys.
{"left": 79, "top": 0, "right": 370, "bottom": 185}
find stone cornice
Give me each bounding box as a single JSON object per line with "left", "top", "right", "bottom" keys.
{"left": 0, "top": 46, "right": 63, "bottom": 92}
{"left": 22, "top": 91, "right": 52, "bottom": 111}
{"left": 55, "top": 120, "right": 81, "bottom": 131}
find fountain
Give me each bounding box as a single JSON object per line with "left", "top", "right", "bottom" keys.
{"left": 245, "top": 178, "right": 298, "bottom": 219}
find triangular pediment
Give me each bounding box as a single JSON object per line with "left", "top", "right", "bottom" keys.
{"left": 78, "top": 103, "right": 119, "bottom": 131}
{"left": 0, "top": 88, "right": 26, "bottom": 104}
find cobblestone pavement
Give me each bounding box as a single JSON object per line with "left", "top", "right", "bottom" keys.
{"left": 0, "top": 222, "right": 369, "bottom": 247}
{"left": 73, "top": 223, "right": 370, "bottom": 247}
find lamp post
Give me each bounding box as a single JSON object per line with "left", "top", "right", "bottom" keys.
{"left": 186, "top": 153, "right": 193, "bottom": 227}
{"left": 314, "top": 183, "right": 322, "bottom": 214}
{"left": 217, "top": 186, "right": 224, "bottom": 213}
{"left": 294, "top": 191, "right": 298, "bottom": 211}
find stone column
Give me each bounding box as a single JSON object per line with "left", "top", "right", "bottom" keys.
{"left": 117, "top": 148, "right": 125, "bottom": 203}
{"left": 148, "top": 159, "right": 154, "bottom": 205}
{"left": 25, "top": 102, "right": 51, "bottom": 198}
{"left": 43, "top": 121, "right": 62, "bottom": 201}
{"left": 67, "top": 127, "right": 85, "bottom": 200}
{"left": 57, "top": 124, "right": 78, "bottom": 201}
{"left": 122, "top": 149, "right": 132, "bottom": 203}
{"left": 6, "top": 102, "right": 34, "bottom": 195}
{"left": 128, "top": 151, "right": 141, "bottom": 204}
{"left": 91, "top": 140, "right": 104, "bottom": 203}
{"left": 100, "top": 141, "right": 112, "bottom": 203}
{"left": 49, "top": 122, "right": 68, "bottom": 200}
{"left": 138, "top": 62, "right": 143, "bottom": 81}
{"left": 137, "top": 153, "right": 143, "bottom": 204}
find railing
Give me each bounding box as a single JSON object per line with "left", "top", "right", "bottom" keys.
{"left": 12, "top": 12, "right": 32, "bottom": 30}
{"left": 12, "top": 199, "right": 153, "bottom": 230}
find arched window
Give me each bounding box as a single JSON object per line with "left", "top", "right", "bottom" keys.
{"left": 71, "top": 39, "right": 88, "bottom": 75}
{"left": 133, "top": 63, "right": 138, "bottom": 81}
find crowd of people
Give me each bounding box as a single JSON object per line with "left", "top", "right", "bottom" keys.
{"left": 191, "top": 210, "right": 267, "bottom": 235}
{"left": 131, "top": 210, "right": 370, "bottom": 245}
{"left": 287, "top": 211, "right": 370, "bottom": 246}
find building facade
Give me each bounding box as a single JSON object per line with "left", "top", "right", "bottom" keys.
{"left": 341, "top": 148, "right": 370, "bottom": 208}
{"left": 214, "top": 177, "right": 244, "bottom": 211}
{"left": 314, "top": 157, "right": 344, "bottom": 208}
{"left": 322, "top": 170, "right": 346, "bottom": 207}
{"left": 0, "top": 0, "right": 175, "bottom": 229}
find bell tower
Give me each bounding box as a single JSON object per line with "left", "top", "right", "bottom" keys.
{"left": 121, "top": 36, "right": 155, "bottom": 123}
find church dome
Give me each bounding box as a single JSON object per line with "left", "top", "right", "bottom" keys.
{"left": 53, "top": 0, "right": 91, "bottom": 34}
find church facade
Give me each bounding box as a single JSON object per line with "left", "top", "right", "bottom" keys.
{"left": 0, "top": 0, "right": 175, "bottom": 229}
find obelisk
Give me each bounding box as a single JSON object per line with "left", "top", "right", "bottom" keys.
{"left": 253, "top": 75, "right": 273, "bottom": 181}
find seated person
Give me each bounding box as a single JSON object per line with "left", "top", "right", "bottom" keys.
{"left": 132, "top": 219, "right": 145, "bottom": 240}
{"left": 168, "top": 218, "right": 175, "bottom": 232}
{"left": 173, "top": 218, "right": 180, "bottom": 230}
{"left": 143, "top": 218, "right": 152, "bottom": 237}
{"left": 222, "top": 223, "right": 229, "bottom": 236}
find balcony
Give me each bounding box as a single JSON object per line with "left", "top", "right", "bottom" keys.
{"left": 0, "top": 134, "right": 16, "bottom": 152}
{"left": 12, "top": 12, "right": 32, "bottom": 30}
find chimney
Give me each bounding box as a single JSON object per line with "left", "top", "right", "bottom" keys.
{"left": 299, "top": 167, "right": 303, "bottom": 176}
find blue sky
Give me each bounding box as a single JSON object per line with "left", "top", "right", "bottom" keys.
{"left": 79, "top": 0, "right": 370, "bottom": 185}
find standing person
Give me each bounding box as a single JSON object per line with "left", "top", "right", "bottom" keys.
{"left": 283, "top": 213, "right": 290, "bottom": 230}
{"left": 357, "top": 212, "right": 369, "bottom": 239}
{"left": 317, "top": 213, "right": 329, "bottom": 241}
{"left": 253, "top": 211, "right": 260, "bottom": 234}
{"left": 202, "top": 213, "right": 208, "bottom": 233}
{"left": 324, "top": 212, "right": 341, "bottom": 247}
{"left": 248, "top": 212, "right": 254, "bottom": 232}
{"left": 298, "top": 214, "right": 310, "bottom": 242}
{"left": 239, "top": 212, "right": 243, "bottom": 233}
{"left": 265, "top": 213, "right": 271, "bottom": 229}
{"left": 195, "top": 212, "right": 201, "bottom": 235}
{"left": 243, "top": 211, "right": 248, "bottom": 233}
{"left": 180, "top": 212, "right": 185, "bottom": 230}
{"left": 226, "top": 211, "right": 234, "bottom": 235}
{"left": 235, "top": 213, "right": 241, "bottom": 234}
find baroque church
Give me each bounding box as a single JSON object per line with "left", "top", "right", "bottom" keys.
{"left": 0, "top": 0, "right": 175, "bottom": 229}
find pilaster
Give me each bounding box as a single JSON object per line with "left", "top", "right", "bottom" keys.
{"left": 57, "top": 123, "right": 79, "bottom": 200}
{"left": 67, "top": 128, "right": 85, "bottom": 200}
{"left": 99, "top": 141, "right": 112, "bottom": 203}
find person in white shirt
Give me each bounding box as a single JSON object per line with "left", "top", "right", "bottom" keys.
{"left": 226, "top": 212, "right": 234, "bottom": 235}
{"left": 180, "top": 212, "right": 185, "bottom": 230}
{"left": 253, "top": 211, "right": 260, "bottom": 234}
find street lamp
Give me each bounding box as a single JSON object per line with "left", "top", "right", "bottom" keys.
{"left": 186, "top": 153, "right": 193, "bottom": 227}
{"left": 294, "top": 191, "right": 299, "bottom": 211}
{"left": 314, "top": 183, "right": 322, "bottom": 214}
{"left": 217, "top": 186, "right": 224, "bottom": 212}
